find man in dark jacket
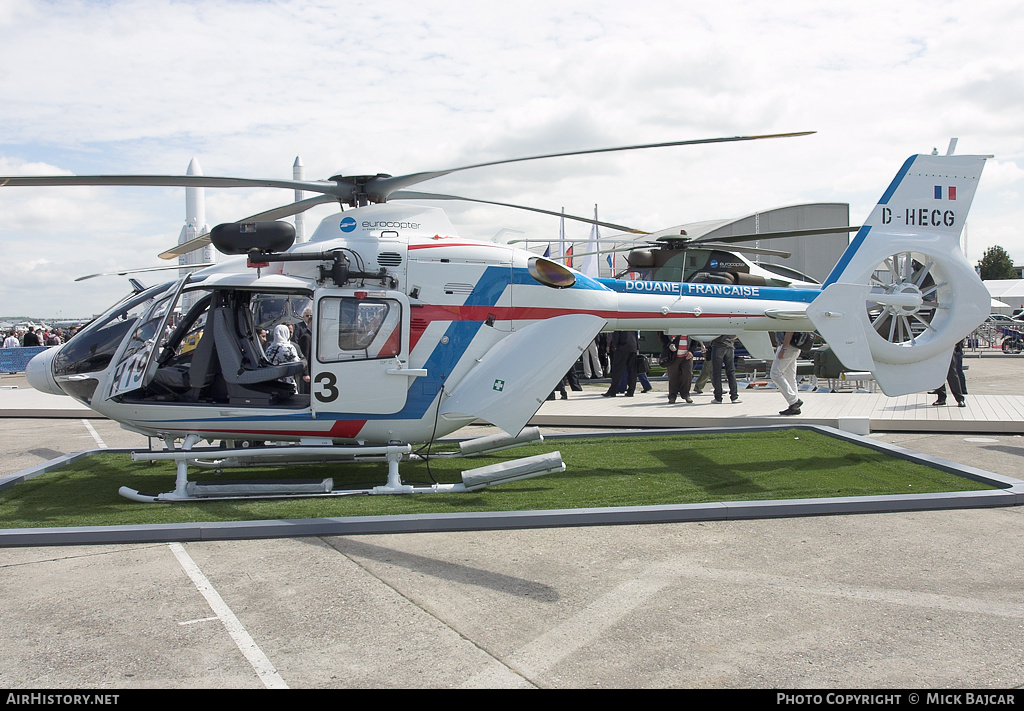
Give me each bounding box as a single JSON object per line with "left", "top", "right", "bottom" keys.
{"left": 710, "top": 334, "right": 741, "bottom": 404}
{"left": 22, "top": 327, "right": 41, "bottom": 347}
{"left": 603, "top": 330, "right": 639, "bottom": 397}
{"left": 293, "top": 308, "right": 314, "bottom": 394}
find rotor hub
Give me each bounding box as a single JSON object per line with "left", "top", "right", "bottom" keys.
{"left": 886, "top": 281, "right": 924, "bottom": 316}
{"left": 866, "top": 251, "right": 940, "bottom": 347}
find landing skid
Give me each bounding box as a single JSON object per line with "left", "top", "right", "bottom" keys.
{"left": 118, "top": 428, "right": 563, "bottom": 502}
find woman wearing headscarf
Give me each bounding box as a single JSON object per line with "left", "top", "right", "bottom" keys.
{"left": 264, "top": 324, "right": 302, "bottom": 391}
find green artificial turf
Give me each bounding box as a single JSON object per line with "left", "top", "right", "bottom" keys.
{"left": 0, "top": 429, "right": 996, "bottom": 529}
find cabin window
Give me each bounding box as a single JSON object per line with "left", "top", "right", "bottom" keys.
{"left": 317, "top": 297, "right": 402, "bottom": 362}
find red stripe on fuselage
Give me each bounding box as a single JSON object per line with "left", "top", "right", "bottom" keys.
{"left": 415, "top": 303, "right": 745, "bottom": 323}
{"left": 408, "top": 303, "right": 756, "bottom": 351}
{"left": 138, "top": 420, "right": 368, "bottom": 440}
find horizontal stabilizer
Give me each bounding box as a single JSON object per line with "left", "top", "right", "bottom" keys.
{"left": 807, "top": 283, "right": 875, "bottom": 372}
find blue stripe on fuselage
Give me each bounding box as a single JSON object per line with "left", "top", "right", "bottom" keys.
{"left": 570, "top": 272, "right": 613, "bottom": 291}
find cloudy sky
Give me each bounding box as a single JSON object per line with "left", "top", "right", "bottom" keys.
{"left": 1, "top": 0, "right": 1022, "bottom": 318}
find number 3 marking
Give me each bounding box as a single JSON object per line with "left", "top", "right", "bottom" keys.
{"left": 314, "top": 372, "right": 339, "bottom": 402}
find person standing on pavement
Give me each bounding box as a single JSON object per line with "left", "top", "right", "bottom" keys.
{"left": 932, "top": 339, "right": 966, "bottom": 407}
{"left": 660, "top": 333, "right": 693, "bottom": 404}
{"left": 709, "top": 334, "right": 741, "bottom": 404}
{"left": 21, "top": 327, "right": 41, "bottom": 347}
{"left": 603, "top": 330, "right": 638, "bottom": 397}
{"left": 771, "top": 331, "right": 803, "bottom": 416}
{"left": 581, "top": 337, "right": 603, "bottom": 379}
{"left": 691, "top": 339, "right": 711, "bottom": 394}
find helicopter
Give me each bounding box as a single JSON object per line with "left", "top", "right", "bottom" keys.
{"left": 3, "top": 135, "right": 991, "bottom": 502}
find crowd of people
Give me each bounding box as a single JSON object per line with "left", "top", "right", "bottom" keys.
{"left": 547, "top": 331, "right": 758, "bottom": 405}
{"left": 549, "top": 329, "right": 970, "bottom": 416}
{"left": 2, "top": 324, "right": 75, "bottom": 348}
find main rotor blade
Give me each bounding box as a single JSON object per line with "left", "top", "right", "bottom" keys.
{"left": 159, "top": 233, "right": 212, "bottom": 259}
{"left": 389, "top": 190, "right": 649, "bottom": 234}
{"left": 371, "top": 131, "right": 816, "bottom": 198}
{"left": 0, "top": 174, "right": 340, "bottom": 194}
{"left": 680, "top": 225, "right": 862, "bottom": 245}
{"left": 240, "top": 194, "right": 338, "bottom": 221}
{"left": 697, "top": 242, "right": 792, "bottom": 258}
{"left": 75, "top": 263, "right": 216, "bottom": 281}
{"left": 566, "top": 242, "right": 792, "bottom": 260}
{"left": 3, "top": 131, "right": 815, "bottom": 209}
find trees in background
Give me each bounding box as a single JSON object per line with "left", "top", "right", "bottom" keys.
{"left": 977, "top": 245, "right": 1017, "bottom": 280}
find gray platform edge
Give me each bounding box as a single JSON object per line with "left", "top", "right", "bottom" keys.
{"left": 2, "top": 425, "right": 1023, "bottom": 548}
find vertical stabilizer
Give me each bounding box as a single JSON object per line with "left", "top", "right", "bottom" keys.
{"left": 809, "top": 150, "right": 990, "bottom": 396}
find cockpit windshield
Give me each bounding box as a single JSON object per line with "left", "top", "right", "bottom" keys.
{"left": 53, "top": 282, "right": 174, "bottom": 377}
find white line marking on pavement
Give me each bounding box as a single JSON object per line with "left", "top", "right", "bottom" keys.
{"left": 178, "top": 616, "right": 220, "bottom": 626}
{"left": 169, "top": 542, "right": 288, "bottom": 689}
{"left": 82, "top": 419, "right": 107, "bottom": 449}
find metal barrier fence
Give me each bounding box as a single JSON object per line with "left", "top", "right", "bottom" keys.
{"left": 966, "top": 322, "right": 1023, "bottom": 353}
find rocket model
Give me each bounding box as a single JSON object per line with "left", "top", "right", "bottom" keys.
{"left": 177, "top": 157, "right": 213, "bottom": 281}
{"left": 293, "top": 156, "right": 305, "bottom": 242}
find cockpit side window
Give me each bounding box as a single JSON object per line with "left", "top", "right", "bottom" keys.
{"left": 109, "top": 290, "right": 179, "bottom": 398}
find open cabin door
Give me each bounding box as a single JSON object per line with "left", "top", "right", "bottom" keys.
{"left": 310, "top": 289, "right": 414, "bottom": 416}
{"left": 106, "top": 277, "right": 189, "bottom": 401}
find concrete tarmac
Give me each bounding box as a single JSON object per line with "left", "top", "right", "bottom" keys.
{"left": 2, "top": 362, "right": 1024, "bottom": 689}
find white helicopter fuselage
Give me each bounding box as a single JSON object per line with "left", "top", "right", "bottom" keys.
{"left": 28, "top": 202, "right": 815, "bottom": 446}
{"left": 27, "top": 151, "right": 992, "bottom": 451}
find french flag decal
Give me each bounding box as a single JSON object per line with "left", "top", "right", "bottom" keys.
{"left": 934, "top": 185, "right": 957, "bottom": 200}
